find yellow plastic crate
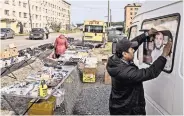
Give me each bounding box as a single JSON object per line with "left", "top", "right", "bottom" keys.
{"left": 28, "top": 96, "right": 56, "bottom": 115}
{"left": 82, "top": 67, "right": 96, "bottom": 83}
{"left": 105, "top": 42, "right": 112, "bottom": 50}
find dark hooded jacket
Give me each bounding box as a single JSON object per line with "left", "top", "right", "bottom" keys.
{"left": 106, "top": 34, "right": 167, "bottom": 115}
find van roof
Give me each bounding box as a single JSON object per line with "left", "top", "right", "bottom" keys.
{"left": 135, "top": 0, "right": 182, "bottom": 18}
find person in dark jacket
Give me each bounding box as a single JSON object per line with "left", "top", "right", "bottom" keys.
{"left": 106, "top": 28, "right": 172, "bottom": 115}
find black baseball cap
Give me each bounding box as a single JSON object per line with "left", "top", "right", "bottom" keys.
{"left": 116, "top": 38, "right": 138, "bottom": 53}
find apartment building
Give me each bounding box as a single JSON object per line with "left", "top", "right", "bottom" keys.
{"left": 124, "top": 3, "right": 141, "bottom": 32}
{"left": 0, "top": 0, "right": 71, "bottom": 33}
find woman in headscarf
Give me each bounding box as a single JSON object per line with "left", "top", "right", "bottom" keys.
{"left": 54, "top": 34, "right": 68, "bottom": 58}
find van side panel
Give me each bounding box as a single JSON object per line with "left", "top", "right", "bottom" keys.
{"left": 131, "top": 1, "right": 183, "bottom": 115}
{"left": 172, "top": 13, "right": 183, "bottom": 114}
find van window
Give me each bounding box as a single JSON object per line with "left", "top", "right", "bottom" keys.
{"left": 84, "top": 25, "right": 103, "bottom": 33}
{"left": 128, "top": 25, "right": 137, "bottom": 40}
{"left": 141, "top": 14, "right": 180, "bottom": 73}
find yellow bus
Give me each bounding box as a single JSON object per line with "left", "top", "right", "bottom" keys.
{"left": 82, "top": 20, "right": 107, "bottom": 46}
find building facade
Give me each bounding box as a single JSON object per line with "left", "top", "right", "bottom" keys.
{"left": 0, "top": 0, "right": 71, "bottom": 34}
{"left": 124, "top": 3, "right": 141, "bottom": 32}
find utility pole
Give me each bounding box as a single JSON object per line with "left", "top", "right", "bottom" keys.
{"left": 110, "top": 9, "right": 112, "bottom": 27}
{"left": 28, "top": 0, "right": 33, "bottom": 30}
{"left": 107, "top": 0, "right": 110, "bottom": 27}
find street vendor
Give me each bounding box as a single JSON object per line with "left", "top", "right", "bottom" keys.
{"left": 54, "top": 34, "right": 69, "bottom": 58}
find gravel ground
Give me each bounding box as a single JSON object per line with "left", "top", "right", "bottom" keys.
{"left": 73, "top": 85, "right": 111, "bottom": 115}
{"left": 72, "top": 63, "right": 111, "bottom": 115}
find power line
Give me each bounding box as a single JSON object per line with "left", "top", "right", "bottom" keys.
{"left": 71, "top": 5, "right": 124, "bottom": 10}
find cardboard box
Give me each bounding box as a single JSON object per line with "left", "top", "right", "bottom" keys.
{"left": 104, "top": 70, "right": 111, "bottom": 85}
{"left": 101, "top": 55, "right": 108, "bottom": 64}
{"left": 9, "top": 48, "right": 19, "bottom": 57}
{"left": 28, "top": 96, "right": 56, "bottom": 115}
{"left": 8, "top": 43, "right": 16, "bottom": 48}
{"left": 82, "top": 67, "right": 96, "bottom": 83}
{"left": 104, "top": 63, "right": 111, "bottom": 84}
{"left": 0, "top": 49, "right": 11, "bottom": 59}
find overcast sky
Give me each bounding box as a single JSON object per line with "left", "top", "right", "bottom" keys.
{"left": 67, "top": 0, "right": 145, "bottom": 24}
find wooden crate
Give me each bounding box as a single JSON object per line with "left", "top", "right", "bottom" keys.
{"left": 82, "top": 67, "right": 96, "bottom": 83}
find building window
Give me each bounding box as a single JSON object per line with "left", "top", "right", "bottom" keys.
{"left": 24, "top": 23, "right": 26, "bottom": 27}
{"left": 135, "top": 8, "right": 138, "bottom": 10}
{"left": 12, "top": 0, "right": 15, "bottom": 6}
{"left": 36, "top": 15, "right": 38, "bottom": 19}
{"left": 36, "top": 6, "right": 38, "bottom": 11}
{"left": 130, "top": 8, "right": 133, "bottom": 10}
{"left": 19, "top": 1, "right": 21, "bottom": 6}
{"left": 24, "top": 13, "right": 27, "bottom": 18}
{"left": 130, "top": 12, "right": 133, "bottom": 15}
{"left": 135, "top": 12, "right": 137, "bottom": 15}
{"left": 23, "top": 3, "right": 27, "bottom": 8}
{"left": 4, "top": 10, "right": 10, "bottom": 16}
{"left": 19, "top": 12, "right": 21, "bottom": 17}
{"left": 4, "top": 0, "right": 9, "bottom": 4}
{"left": 39, "top": 7, "right": 41, "bottom": 11}
{"left": 12, "top": 11, "right": 16, "bottom": 17}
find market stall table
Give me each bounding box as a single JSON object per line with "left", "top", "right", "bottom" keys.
{"left": 1, "top": 65, "right": 76, "bottom": 115}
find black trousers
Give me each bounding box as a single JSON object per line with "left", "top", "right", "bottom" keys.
{"left": 46, "top": 33, "right": 49, "bottom": 39}
{"left": 109, "top": 107, "right": 146, "bottom": 115}
{"left": 55, "top": 54, "right": 60, "bottom": 59}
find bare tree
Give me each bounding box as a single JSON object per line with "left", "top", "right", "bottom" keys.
{"left": 49, "top": 22, "right": 62, "bottom": 32}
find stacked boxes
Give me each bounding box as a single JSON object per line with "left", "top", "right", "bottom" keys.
{"left": 0, "top": 49, "right": 11, "bottom": 59}
{"left": 0, "top": 43, "right": 18, "bottom": 59}
{"left": 82, "top": 57, "right": 97, "bottom": 83}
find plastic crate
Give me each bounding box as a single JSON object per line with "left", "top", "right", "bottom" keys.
{"left": 82, "top": 67, "right": 96, "bottom": 83}
{"left": 28, "top": 96, "right": 56, "bottom": 115}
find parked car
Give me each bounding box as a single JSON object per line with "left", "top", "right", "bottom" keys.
{"left": 0, "top": 28, "right": 15, "bottom": 39}
{"left": 29, "top": 28, "right": 46, "bottom": 40}
{"left": 107, "top": 28, "right": 127, "bottom": 42}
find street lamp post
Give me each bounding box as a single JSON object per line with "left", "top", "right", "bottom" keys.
{"left": 107, "top": 0, "right": 110, "bottom": 27}
{"left": 28, "top": 0, "right": 33, "bottom": 30}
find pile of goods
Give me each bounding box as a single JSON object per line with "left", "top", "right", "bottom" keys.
{"left": 0, "top": 65, "right": 69, "bottom": 98}
{"left": 0, "top": 43, "right": 54, "bottom": 69}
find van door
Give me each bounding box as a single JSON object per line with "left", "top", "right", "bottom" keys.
{"left": 138, "top": 14, "right": 182, "bottom": 115}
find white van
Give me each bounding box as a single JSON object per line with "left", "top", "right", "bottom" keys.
{"left": 128, "top": 1, "right": 183, "bottom": 115}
